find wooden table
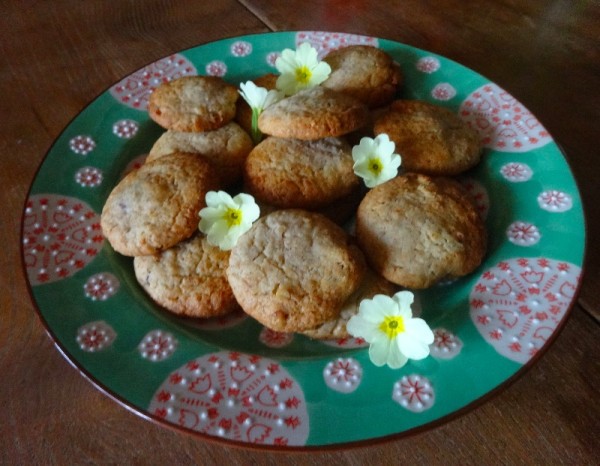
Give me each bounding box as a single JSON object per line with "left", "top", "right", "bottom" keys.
{"left": 2, "top": 1, "right": 599, "bottom": 464}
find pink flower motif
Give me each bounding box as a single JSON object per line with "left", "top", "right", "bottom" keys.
{"left": 148, "top": 352, "right": 309, "bottom": 445}
{"left": 75, "top": 166, "right": 103, "bottom": 187}
{"left": 112, "top": 119, "right": 139, "bottom": 139}
{"left": 69, "top": 135, "right": 96, "bottom": 155}
{"left": 231, "top": 41, "right": 252, "bottom": 57}
{"left": 205, "top": 60, "right": 227, "bottom": 77}
{"left": 431, "top": 83, "right": 456, "bottom": 101}
{"left": 138, "top": 330, "right": 178, "bottom": 362}
{"left": 22, "top": 195, "right": 104, "bottom": 285}
{"left": 84, "top": 272, "right": 120, "bottom": 301}
{"left": 500, "top": 162, "right": 533, "bottom": 182}
{"left": 77, "top": 321, "right": 116, "bottom": 352}
{"left": 323, "top": 357, "right": 362, "bottom": 394}
{"left": 259, "top": 327, "right": 294, "bottom": 348}
{"left": 416, "top": 56, "right": 441, "bottom": 73}
{"left": 537, "top": 190, "right": 573, "bottom": 213}
{"left": 266, "top": 52, "right": 281, "bottom": 67}
{"left": 507, "top": 221, "right": 541, "bottom": 246}
{"left": 392, "top": 374, "right": 435, "bottom": 413}
{"left": 295, "top": 31, "right": 378, "bottom": 59}
{"left": 109, "top": 54, "right": 197, "bottom": 110}
{"left": 459, "top": 83, "right": 552, "bottom": 152}
{"left": 470, "top": 258, "right": 581, "bottom": 363}
{"left": 429, "top": 328, "right": 463, "bottom": 360}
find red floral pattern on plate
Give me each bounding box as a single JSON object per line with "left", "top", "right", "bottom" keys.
{"left": 149, "top": 351, "right": 309, "bottom": 445}
{"left": 429, "top": 328, "right": 463, "bottom": 360}
{"left": 231, "top": 41, "right": 252, "bottom": 57}
{"left": 392, "top": 374, "right": 435, "bottom": 413}
{"left": 507, "top": 221, "right": 541, "bottom": 247}
{"left": 295, "top": 31, "right": 378, "bottom": 59}
{"left": 500, "top": 162, "right": 533, "bottom": 182}
{"left": 22, "top": 195, "right": 104, "bottom": 285}
{"left": 459, "top": 83, "right": 551, "bottom": 152}
{"left": 537, "top": 190, "right": 572, "bottom": 213}
{"left": 69, "top": 135, "right": 96, "bottom": 155}
{"left": 84, "top": 272, "right": 120, "bottom": 301}
{"left": 205, "top": 60, "right": 227, "bottom": 77}
{"left": 259, "top": 327, "right": 294, "bottom": 348}
{"left": 416, "top": 56, "right": 441, "bottom": 74}
{"left": 323, "top": 357, "right": 362, "bottom": 394}
{"left": 75, "top": 167, "right": 103, "bottom": 187}
{"left": 112, "top": 119, "right": 139, "bottom": 139}
{"left": 109, "top": 54, "right": 196, "bottom": 110}
{"left": 76, "top": 321, "right": 116, "bottom": 352}
{"left": 138, "top": 330, "right": 178, "bottom": 362}
{"left": 431, "top": 83, "right": 456, "bottom": 101}
{"left": 470, "top": 258, "right": 581, "bottom": 363}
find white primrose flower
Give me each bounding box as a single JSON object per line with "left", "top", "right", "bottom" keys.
{"left": 352, "top": 134, "right": 402, "bottom": 188}
{"left": 346, "top": 291, "right": 434, "bottom": 369}
{"left": 275, "top": 42, "right": 332, "bottom": 96}
{"left": 198, "top": 191, "right": 260, "bottom": 251}
{"left": 238, "top": 81, "right": 284, "bottom": 143}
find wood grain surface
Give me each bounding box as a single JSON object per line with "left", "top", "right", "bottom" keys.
{"left": 2, "top": 1, "right": 599, "bottom": 464}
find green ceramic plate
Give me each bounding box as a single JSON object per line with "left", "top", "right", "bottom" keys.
{"left": 22, "top": 31, "right": 585, "bottom": 448}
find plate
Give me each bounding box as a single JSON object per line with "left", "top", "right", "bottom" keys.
{"left": 22, "top": 31, "right": 585, "bottom": 448}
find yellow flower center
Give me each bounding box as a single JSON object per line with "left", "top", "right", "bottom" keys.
{"left": 379, "top": 316, "right": 405, "bottom": 339}
{"left": 295, "top": 65, "right": 312, "bottom": 84}
{"left": 224, "top": 207, "right": 243, "bottom": 227}
{"left": 368, "top": 157, "right": 383, "bottom": 176}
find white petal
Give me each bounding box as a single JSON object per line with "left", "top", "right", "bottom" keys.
{"left": 368, "top": 334, "right": 392, "bottom": 367}
{"left": 392, "top": 291, "right": 414, "bottom": 316}
{"left": 387, "top": 340, "right": 409, "bottom": 369}
{"left": 346, "top": 315, "right": 379, "bottom": 342}
{"left": 404, "top": 318, "right": 435, "bottom": 344}
{"left": 397, "top": 333, "right": 431, "bottom": 360}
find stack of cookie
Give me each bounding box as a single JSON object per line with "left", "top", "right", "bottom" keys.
{"left": 100, "top": 44, "right": 487, "bottom": 341}
{"left": 102, "top": 76, "right": 253, "bottom": 320}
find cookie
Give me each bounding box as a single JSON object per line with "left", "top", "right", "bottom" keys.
{"left": 356, "top": 173, "right": 487, "bottom": 288}
{"left": 148, "top": 76, "right": 238, "bottom": 132}
{"left": 322, "top": 45, "right": 402, "bottom": 108}
{"left": 227, "top": 210, "right": 366, "bottom": 333}
{"left": 101, "top": 152, "right": 218, "bottom": 256}
{"left": 302, "top": 267, "right": 397, "bottom": 340}
{"left": 147, "top": 122, "right": 253, "bottom": 186}
{"left": 134, "top": 234, "right": 238, "bottom": 318}
{"left": 244, "top": 136, "right": 360, "bottom": 209}
{"left": 373, "top": 100, "right": 482, "bottom": 175}
{"left": 258, "top": 86, "right": 368, "bottom": 140}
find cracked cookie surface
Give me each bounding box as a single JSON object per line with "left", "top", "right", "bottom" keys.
{"left": 227, "top": 209, "right": 366, "bottom": 332}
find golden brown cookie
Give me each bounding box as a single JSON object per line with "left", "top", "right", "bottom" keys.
{"left": 101, "top": 152, "right": 217, "bottom": 256}
{"left": 133, "top": 234, "right": 238, "bottom": 318}
{"left": 147, "top": 122, "right": 253, "bottom": 186}
{"left": 227, "top": 209, "right": 366, "bottom": 333}
{"left": 244, "top": 136, "right": 360, "bottom": 209}
{"left": 373, "top": 100, "right": 482, "bottom": 176}
{"left": 302, "top": 267, "right": 397, "bottom": 340}
{"left": 258, "top": 86, "right": 368, "bottom": 140}
{"left": 356, "top": 173, "right": 487, "bottom": 288}
{"left": 322, "top": 45, "right": 402, "bottom": 108}
{"left": 148, "top": 76, "right": 238, "bottom": 132}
